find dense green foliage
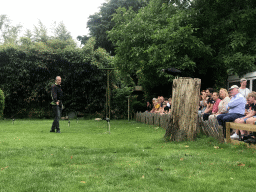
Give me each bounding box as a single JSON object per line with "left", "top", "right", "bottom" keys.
{"left": 83, "top": 0, "right": 150, "bottom": 54}
{"left": 0, "top": 15, "right": 143, "bottom": 119}
{"left": 0, "top": 89, "right": 4, "bottom": 119}
{"left": 0, "top": 42, "right": 108, "bottom": 118}
{"left": 191, "top": 0, "right": 256, "bottom": 86}
{"left": 0, "top": 37, "right": 137, "bottom": 118}
{"left": 108, "top": 0, "right": 256, "bottom": 95}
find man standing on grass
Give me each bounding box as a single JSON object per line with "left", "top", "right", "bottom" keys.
{"left": 50, "top": 76, "right": 63, "bottom": 133}
{"left": 217, "top": 85, "right": 246, "bottom": 137}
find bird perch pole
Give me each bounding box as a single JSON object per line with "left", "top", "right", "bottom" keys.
{"left": 99, "top": 68, "right": 115, "bottom": 119}
{"left": 128, "top": 96, "right": 130, "bottom": 121}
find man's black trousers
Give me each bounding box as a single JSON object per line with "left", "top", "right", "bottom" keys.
{"left": 51, "top": 105, "right": 62, "bottom": 132}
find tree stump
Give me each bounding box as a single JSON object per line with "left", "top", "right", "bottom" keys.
{"left": 164, "top": 77, "right": 201, "bottom": 141}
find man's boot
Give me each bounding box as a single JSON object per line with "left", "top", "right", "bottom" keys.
{"left": 56, "top": 128, "right": 61, "bottom": 133}
{"left": 50, "top": 127, "right": 55, "bottom": 132}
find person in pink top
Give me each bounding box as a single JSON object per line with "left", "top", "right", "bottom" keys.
{"left": 203, "top": 92, "right": 221, "bottom": 121}
{"left": 212, "top": 92, "right": 221, "bottom": 114}
{"left": 209, "top": 88, "right": 230, "bottom": 120}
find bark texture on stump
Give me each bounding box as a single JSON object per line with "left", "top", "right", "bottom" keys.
{"left": 165, "top": 77, "right": 201, "bottom": 141}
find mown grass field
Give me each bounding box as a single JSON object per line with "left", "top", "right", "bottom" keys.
{"left": 0, "top": 119, "right": 256, "bottom": 192}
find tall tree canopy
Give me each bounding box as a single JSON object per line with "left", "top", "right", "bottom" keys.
{"left": 0, "top": 15, "right": 22, "bottom": 44}
{"left": 191, "top": 0, "right": 256, "bottom": 79}
{"left": 108, "top": 0, "right": 256, "bottom": 94}
{"left": 108, "top": 0, "right": 210, "bottom": 97}
{"left": 83, "top": 0, "right": 150, "bottom": 54}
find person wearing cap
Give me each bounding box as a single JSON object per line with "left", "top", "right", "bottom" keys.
{"left": 239, "top": 78, "right": 251, "bottom": 98}
{"left": 231, "top": 92, "right": 256, "bottom": 140}
{"left": 217, "top": 85, "right": 246, "bottom": 137}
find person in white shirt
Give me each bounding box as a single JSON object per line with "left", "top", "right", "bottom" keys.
{"left": 239, "top": 78, "right": 251, "bottom": 98}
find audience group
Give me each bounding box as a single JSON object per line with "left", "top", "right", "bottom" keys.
{"left": 144, "top": 78, "right": 256, "bottom": 144}
{"left": 146, "top": 96, "right": 172, "bottom": 115}
{"left": 199, "top": 78, "right": 256, "bottom": 144}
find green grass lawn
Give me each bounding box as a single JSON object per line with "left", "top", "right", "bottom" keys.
{"left": 0, "top": 119, "right": 256, "bottom": 192}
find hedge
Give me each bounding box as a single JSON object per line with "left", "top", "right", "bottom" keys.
{"left": 0, "top": 89, "right": 5, "bottom": 119}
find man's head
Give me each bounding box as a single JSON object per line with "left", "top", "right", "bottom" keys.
{"left": 201, "top": 90, "right": 206, "bottom": 99}
{"left": 55, "top": 76, "right": 61, "bottom": 85}
{"left": 229, "top": 85, "right": 239, "bottom": 96}
{"left": 219, "top": 88, "right": 228, "bottom": 99}
{"left": 160, "top": 96, "right": 164, "bottom": 103}
{"left": 205, "top": 88, "right": 214, "bottom": 97}
{"left": 212, "top": 92, "right": 219, "bottom": 101}
{"left": 240, "top": 78, "right": 247, "bottom": 88}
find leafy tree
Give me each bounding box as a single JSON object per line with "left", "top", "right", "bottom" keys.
{"left": 52, "top": 21, "right": 72, "bottom": 41}
{"left": 24, "top": 29, "right": 33, "bottom": 39}
{"left": 77, "top": 35, "right": 90, "bottom": 46}
{"left": 191, "top": 0, "right": 256, "bottom": 80}
{"left": 0, "top": 14, "right": 22, "bottom": 44}
{"left": 109, "top": 0, "right": 256, "bottom": 95}
{"left": 33, "top": 20, "right": 49, "bottom": 42}
{"left": 46, "top": 38, "right": 76, "bottom": 50}
{"left": 0, "top": 15, "right": 7, "bottom": 30}
{"left": 108, "top": 0, "right": 211, "bottom": 97}
{"left": 84, "top": 0, "right": 150, "bottom": 54}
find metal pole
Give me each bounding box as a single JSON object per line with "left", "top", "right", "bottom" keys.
{"left": 128, "top": 96, "right": 130, "bottom": 121}
{"left": 106, "top": 75, "right": 108, "bottom": 118}
{"left": 109, "top": 70, "right": 111, "bottom": 119}
{"left": 108, "top": 121, "right": 110, "bottom": 134}
{"left": 99, "top": 68, "right": 114, "bottom": 119}
{"left": 107, "top": 69, "right": 110, "bottom": 119}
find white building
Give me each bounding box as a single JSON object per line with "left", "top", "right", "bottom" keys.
{"left": 228, "top": 72, "right": 256, "bottom": 91}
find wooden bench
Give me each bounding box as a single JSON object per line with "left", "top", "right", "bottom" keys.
{"left": 226, "top": 122, "right": 256, "bottom": 144}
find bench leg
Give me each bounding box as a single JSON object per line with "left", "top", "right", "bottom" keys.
{"left": 226, "top": 122, "right": 231, "bottom": 143}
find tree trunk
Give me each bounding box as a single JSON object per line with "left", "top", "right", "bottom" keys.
{"left": 164, "top": 77, "right": 201, "bottom": 141}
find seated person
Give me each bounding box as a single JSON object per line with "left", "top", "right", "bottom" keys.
{"left": 199, "top": 90, "right": 207, "bottom": 114}
{"left": 150, "top": 98, "right": 157, "bottom": 113}
{"left": 209, "top": 88, "right": 230, "bottom": 120}
{"left": 244, "top": 96, "right": 254, "bottom": 115}
{"left": 153, "top": 99, "right": 160, "bottom": 113}
{"left": 167, "top": 98, "right": 172, "bottom": 109}
{"left": 146, "top": 101, "right": 152, "bottom": 112}
{"left": 159, "top": 102, "right": 168, "bottom": 115}
{"left": 159, "top": 96, "right": 164, "bottom": 107}
{"left": 205, "top": 92, "right": 221, "bottom": 120}
{"left": 165, "top": 100, "right": 171, "bottom": 113}
{"left": 230, "top": 92, "right": 256, "bottom": 141}
{"left": 202, "top": 88, "right": 214, "bottom": 121}
{"left": 217, "top": 85, "right": 246, "bottom": 137}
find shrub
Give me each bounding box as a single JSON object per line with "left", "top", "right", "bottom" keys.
{"left": 131, "top": 100, "right": 146, "bottom": 113}
{"left": 111, "top": 87, "right": 134, "bottom": 119}
{"left": 0, "top": 89, "right": 5, "bottom": 119}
